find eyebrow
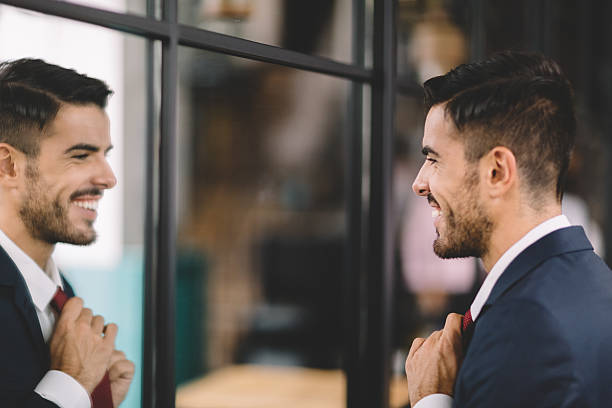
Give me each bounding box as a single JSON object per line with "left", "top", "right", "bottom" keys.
{"left": 422, "top": 146, "right": 440, "bottom": 157}
{"left": 64, "top": 143, "right": 114, "bottom": 154}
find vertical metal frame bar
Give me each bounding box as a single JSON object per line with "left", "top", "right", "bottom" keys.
{"left": 345, "top": 1, "right": 366, "bottom": 406}
{"left": 364, "top": 0, "right": 396, "bottom": 406}
{"left": 156, "top": 0, "right": 178, "bottom": 407}
{"left": 142, "top": 2, "right": 158, "bottom": 408}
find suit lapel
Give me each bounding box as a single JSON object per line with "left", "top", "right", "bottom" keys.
{"left": 0, "top": 245, "right": 48, "bottom": 366}
{"left": 483, "top": 226, "right": 592, "bottom": 310}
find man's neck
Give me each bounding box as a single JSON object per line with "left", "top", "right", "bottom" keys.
{"left": 481, "top": 205, "right": 562, "bottom": 272}
{"left": 0, "top": 218, "right": 54, "bottom": 270}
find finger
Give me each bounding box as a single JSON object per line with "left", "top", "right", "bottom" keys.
{"left": 408, "top": 337, "right": 426, "bottom": 359}
{"left": 444, "top": 313, "right": 463, "bottom": 335}
{"left": 91, "top": 315, "right": 105, "bottom": 333}
{"left": 109, "top": 359, "right": 135, "bottom": 381}
{"left": 443, "top": 314, "right": 465, "bottom": 357}
{"left": 76, "top": 308, "right": 93, "bottom": 325}
{"left": 56, "top": 297, "right": 83, "bottom": 323}
{"left": 443, "top": 313, "right": 464, "bottom": 344}
{"left": 109, "top": 350, "right": 127, "bottom": 366}
{"left": 426, "top": 329, "right": 443, "bottom": 342}
{"left": 102, "top": 323, "right": 118, "bottom": 346}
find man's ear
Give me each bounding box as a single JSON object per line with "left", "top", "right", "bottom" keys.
{"left": 0, "top": 143, "right": 22, "bottom": 187}
{"left": 480, "top": 146, "right": 517, "bottom": 198}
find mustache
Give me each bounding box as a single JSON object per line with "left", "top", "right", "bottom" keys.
{"left": 427, "top": 194, "right": 440, "bottom": 207}
{"left": 70, "top": 188, "right": 103, "bottom": 201}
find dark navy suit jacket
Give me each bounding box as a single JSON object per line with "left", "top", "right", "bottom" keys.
{"left": 454, "top": 226, "right": 612, "bottom": 407}
{"left": 0, "top": 244, "right": 75, "bottom": 408}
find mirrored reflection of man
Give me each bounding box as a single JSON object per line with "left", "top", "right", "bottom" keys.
{"left": 405, "top": 52, "right": 612, "bottom": 407}
{"left": 0, "top": 59, "right": 134, "bottom": 407}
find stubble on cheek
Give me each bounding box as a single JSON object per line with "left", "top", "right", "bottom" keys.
{"left": 20, "top": 180, "right": 97, "bottom": 246}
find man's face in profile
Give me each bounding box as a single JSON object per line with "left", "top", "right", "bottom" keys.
{"left": 412, "top": 104, "right": 493, "bottom": 259}
{"left": 19, "top": 104, "right": 117, "bottom": 245}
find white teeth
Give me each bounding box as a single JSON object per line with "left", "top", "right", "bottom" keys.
{"left": 432, "top": 209, "right": 441, "bottom": 218}
{"left": 73, "top": 200, "right": 98, "bottom": 211}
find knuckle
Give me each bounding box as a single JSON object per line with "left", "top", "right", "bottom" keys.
{"left": 410, "top": 337, "right": 423, "bottom": 350}
{"left": 76, "top": 322, "right": 90, "bottom": 333}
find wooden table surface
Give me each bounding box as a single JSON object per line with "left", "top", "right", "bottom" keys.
{"left": 176, "top": 365, "right": 409, "bottom": 408}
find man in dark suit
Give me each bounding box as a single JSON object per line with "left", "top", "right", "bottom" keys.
{"left": 0, "top": 59, "right": 134, "bottom": 407}
{"left": 404, "top": 51, "right": 612, "bottom": 407}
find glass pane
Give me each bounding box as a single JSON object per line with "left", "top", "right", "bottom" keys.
{"left": 0, "top": 6, "right": 149, "bottom": 408}
{"left": 175, "top": 46, "right": 355, "bottom": 407}
{"left": 63, "top": 0, "right": 152, "bottom": 17}
{"left": 178, "top": 0, "right": 353, "bottom": 65}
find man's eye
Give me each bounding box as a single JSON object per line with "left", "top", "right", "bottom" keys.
{"left": 72, "top": 154, "right": 89, "bottom": 160}
{"left": 426, "top": 157, "right": 437, "bottom": 164}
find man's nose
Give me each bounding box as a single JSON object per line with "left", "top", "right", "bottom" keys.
{"left": 412, "top": 168, "right": 429, "bottom": 196}
{"left": 93, "top": 160, "right": 117, "bottom": 189}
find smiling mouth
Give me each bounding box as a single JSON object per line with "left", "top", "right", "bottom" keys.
{"left": 72, "top": 200, "right": 99, "bottom": 211}
{"left": 427, "top": 194, "right": 442, "bottom": 218}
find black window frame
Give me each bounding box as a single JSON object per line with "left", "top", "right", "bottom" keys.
{"left": 0, "top": 0, "right": 396, "bottom": 407}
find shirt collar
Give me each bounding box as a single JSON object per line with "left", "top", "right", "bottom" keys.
{"left": 470, "top": 214, "right": 571, "bottom": 321}
{"left": 0, "top": 229, "right": 63, "bottom": 312}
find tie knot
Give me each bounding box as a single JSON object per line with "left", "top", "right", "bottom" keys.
{"left": 50, "top": 287, "right": 68, "bottom": 313}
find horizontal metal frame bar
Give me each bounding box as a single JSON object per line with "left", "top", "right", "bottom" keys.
{"left": 179, "top": 25, "right": 372, "bottom": 82}
{"left": 0, "top": 0, "right": 169, "bottom": 39}
{"left": 1, "top": 0, "right": 373, "bottom": 83}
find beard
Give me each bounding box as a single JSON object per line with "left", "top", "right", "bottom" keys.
{"left": 19, "top": 161, "right": 97, "bottom": 246}
{"left": 432, "top": 170, "right": 493, "bottom": 259}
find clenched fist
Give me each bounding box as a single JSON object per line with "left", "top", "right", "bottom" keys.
{"left": 49, "top": 297, "right": 116, "bottom": 393}
{"left": 405, "top": 313, "right": 464, "bottom": 406}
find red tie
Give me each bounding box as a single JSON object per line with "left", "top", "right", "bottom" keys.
{"left": 51, "top": 287, "right": 113, "bottom": 408}
{"left": 462, "top": 308, "right": 474, "bottom": 333}
{"left": 462, "top": 308, "right": 475, "bottom": 350}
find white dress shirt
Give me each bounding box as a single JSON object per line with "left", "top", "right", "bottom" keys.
{"left": 413, "top": 215, "right": 571, "bottom": 408}
{"left": 0, "top": 229, "right": 91, "bottom": 408}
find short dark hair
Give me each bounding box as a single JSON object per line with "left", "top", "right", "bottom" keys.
{"left": 423, "top": 51, "right": 575, "bottom": 201}
{"left": 0, "top": 58, "right": 113, "bottom": 157}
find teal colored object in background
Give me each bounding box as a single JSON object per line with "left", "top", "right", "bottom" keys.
{"left": 175, "top": 248, "right": 207, "bottom": 385}
{"left": 63, "top": 247, "right": 144, "bottom": 408}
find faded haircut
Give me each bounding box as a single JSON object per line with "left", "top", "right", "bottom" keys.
{"left": 0, "top": 58, "right": 112, "bottom": 157}
{"left": 423, "top": 51, "right": 575, "bottom": 201}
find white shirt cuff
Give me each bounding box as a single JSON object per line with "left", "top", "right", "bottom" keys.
{"left": 35, "top": 370, "right": 91, "bottom": 408}
{"left": 413, "top": 393, "right": 454, "bottom": 408}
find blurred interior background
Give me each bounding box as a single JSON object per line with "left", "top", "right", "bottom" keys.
{"left": 1, "top": 0, "right": 611, "bottom": 407}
